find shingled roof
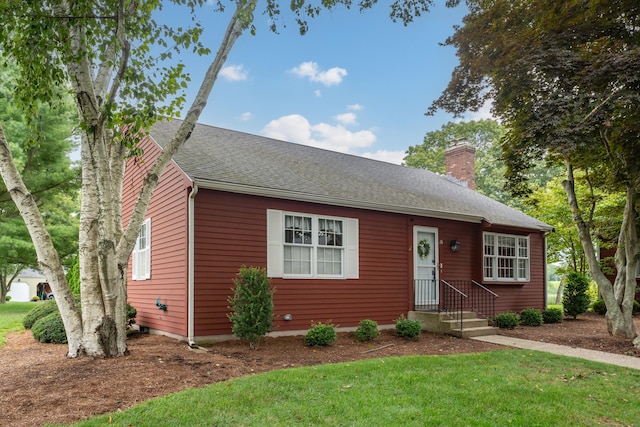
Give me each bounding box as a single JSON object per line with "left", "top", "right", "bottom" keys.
{"left": 149, "top": 119, "right": 552, "bottom": 232}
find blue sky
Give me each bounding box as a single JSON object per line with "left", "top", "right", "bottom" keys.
{"left": 157, "top": 2, "right": 489, "bottom": 165}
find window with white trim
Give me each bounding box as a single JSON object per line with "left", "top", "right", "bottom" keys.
{"left": 267, "top": 210, "right": 358, "bottom": 279}
{"left": 132, "top": 218, "right": 151, "bottom": 280}
{"left": 483, "top": 232, "right": 529, "bottom": 281}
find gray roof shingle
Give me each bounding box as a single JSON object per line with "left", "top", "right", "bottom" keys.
{"left": 150, "top": 119, "right": 552, "bottom": 231}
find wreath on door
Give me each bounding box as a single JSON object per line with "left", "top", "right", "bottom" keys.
{"left": 417, "top": 239, "right": 431, "bottom": 260}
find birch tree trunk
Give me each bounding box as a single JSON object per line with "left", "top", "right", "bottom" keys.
{"left": 562, "top": 162, "right": 638, "bottom": 343}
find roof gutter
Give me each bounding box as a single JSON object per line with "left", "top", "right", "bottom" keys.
{"left": 187, "top": 183, "right": 199, "bottom": 347}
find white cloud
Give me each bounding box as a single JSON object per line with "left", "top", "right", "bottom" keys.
{"left": 240, "top": 112, "right": 253, "bottom": 121}
{"left": 348, "top": 104, "right": 363, "bottom": 111}
{"left": 290, "top": 61, "right": 347, "bottom": 86}
{"left": 463, "top": 99, "right": 498, "bottom": 122}
{"left": 261, "top": 114, "right": 376, "bottom": 154}
{"left": 334, "top": 112, "right": 357, "bottom": 126}
{"left": 314, "top": 89, "right": 322, "bottom": 97}
{"left": 220, "top": 65, "right": 248, "bottom": 82}
{"left": 360, "top": 150, "right": 406, "bottom": 165}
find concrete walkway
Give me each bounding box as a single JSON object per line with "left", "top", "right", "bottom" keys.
{"left": 472, "top": 335, "right": 640, "bottom": 370}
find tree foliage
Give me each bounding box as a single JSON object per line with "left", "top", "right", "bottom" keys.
{"left": 0, "top": 63, "right": 79, "bottom": 303}
{"left": 430, "top": 0, "right": 640, "bottom": 342}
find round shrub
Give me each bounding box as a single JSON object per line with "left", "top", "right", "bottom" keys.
{"left": 395, "top": 315, "right": 421, "bottom": 339}
{"left": 304, "top": 321, "right": 337, "bottom": 347}
{"left": 355, "top": 319, "right": 379, "bottom": 342}
{"left": 542, "top": 308, "right": 563, "bottom": 324}
{"left": 493, "top": 312, "right": 519, "bottom": 329}
{"left": 22, "top": 299, "right": 58, "bottom": 329}
{"left": 592, "top": 299, "right": 607, "bottom": 315}
{"left": 520, "top": 308, "right": 543, "bottom": 327}
{"left": 31, "top": 311, "right": 67, "bottom": 344}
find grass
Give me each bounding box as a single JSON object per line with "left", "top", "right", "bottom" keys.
{"left": 72, "top": 350, "right": 640, "bottom": 427}
{"left": 0, "top": 301, "right": 33, "bottom": 346}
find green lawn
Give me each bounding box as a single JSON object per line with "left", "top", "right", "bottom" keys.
{"left": 0, "top": 301, "right": 33, "bottom": 346}
{"left": 73, "top": 350, "right": 640, "bottom": 427}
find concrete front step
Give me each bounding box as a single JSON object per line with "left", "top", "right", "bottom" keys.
{"left": 408, "top": 310, "right": 498, "bottom": 338}
{"left": 448, "top": 326, "right": 499, "bottom": 338}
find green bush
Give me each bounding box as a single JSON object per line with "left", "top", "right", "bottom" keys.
{"left": 395, "top": 315, "right": 421, "bottom": 339}
{"left": 592, "top": 299, "right": 607, "bottom": 315}
{"left": 66, "top": 256, "right": 81, "bottom": 296}
{"left": 354, "top": 319, "right": 379, "bottom": 342}
{"left": 562, "top": 272, "right": 591, "bottom": 319}
{"left": 227, "top": 266, "right": 275, "bottom": 349}
{"left": 127, "top": 303, "right": 137, "bottom": 325}
{"left": 520, "top": 308, "right": 543, "bottom": 327}
{"left": 22, "top": 299, "right": 58, "bottom": 329}
{"left": 304, "top": 321, "right": 337, "bottom": 347}
{"left": 542, "top": 307, "right": 563, "bottom": 324}
{"left": 5, "top": 295, "right": 11, "bottom": 302}
{"left": 494, "top": 312, "right": 519, "bottom": 329}
{"left": 634, "top": 300, "right": 640, "bottom": 316}
{"left": 31, "top": 311, "right": 67, "bottom": 344}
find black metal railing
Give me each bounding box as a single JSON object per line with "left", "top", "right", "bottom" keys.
{"left": 413, "top": 279, "right": 439, "bottom": 312}
{"left": 441, "top": 280, "right": 467, "bottom": 330}
{"left": 413, "top": 279, "right": 500, "bottom": 330}
{"left": 441, "top": 280, "right": 499, "bottom": 321}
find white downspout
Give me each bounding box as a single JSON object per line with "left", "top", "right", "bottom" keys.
{"left": 187, "top": 184, "right": 198, "bottom": 347}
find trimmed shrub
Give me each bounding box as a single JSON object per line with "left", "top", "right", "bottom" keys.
{"left": 395, "top": 315, "right": 421, "bottom": 339}
{"left": 520, "top": 308, "right": 543, "bottom": 327}
{"left": 66, "top": 256, "right": 81, "bottom": 296}
{"left": 542, "top": 308, "right": 563, "bottom": 324}
{"left": 494, "top": 312, "right": 519, "bottom": 329}
{"left": 354, "top": 319, "right": 379, "bottom": 342}
{"left": 304, "top": 321, "right": 337, "bottom": 347}
{"left": 592, "top": 299, "right": 607, "bottom": 315}
{"left": 22, "top": 299, "right": 58, "bottom": 329}
{"left": 31, "top": 311, "right": 67, "bottom": 344}
{"left": 127, "top": 303, "right": 137, "bottom": 326}
{"left": 562, "top": 272, "right": 591, "bottom": 319}
{"left": 5, "top": 295, "right": 11, "bottom": 302}
{"left": 227, "top": 266, "right": 275, "bottom": 349}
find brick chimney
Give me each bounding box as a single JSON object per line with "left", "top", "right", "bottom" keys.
{"left": 445, "top": 140, "right": 476, "bottom": 190}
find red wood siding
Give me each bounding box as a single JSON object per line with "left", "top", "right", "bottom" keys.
{"left": 191, "top": 190, "right": 548, "bottom": 338}
{"left": 122, "top": 138, "right": 192, "bottom": 337}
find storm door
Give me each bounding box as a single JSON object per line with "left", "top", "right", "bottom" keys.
{"left": 414, "top": 226, "right": 438, "bottom": 310}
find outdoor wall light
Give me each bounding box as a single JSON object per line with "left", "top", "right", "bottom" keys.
{"left": 284, "top": 314, "right": 293, "bottom": 321}
{"left": 450, "top": 239, "right": 461, "bottom": 252}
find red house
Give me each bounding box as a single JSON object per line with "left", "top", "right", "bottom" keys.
{"left": 123, "top": 119, "right": 553, "bottom": 343}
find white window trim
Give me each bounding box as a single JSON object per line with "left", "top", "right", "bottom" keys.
{"left": 483, "top": 232, "right": 529, "bottom": 282}
{"left": 267, "top": 209, "right": 358, "bottom": 279}
{"left": 132, "top": 218, "right": 151, "bottom": 281}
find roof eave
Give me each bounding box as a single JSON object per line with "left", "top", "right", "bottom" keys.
{"left": 195, "top": 178, "right": 493, "bottom": 225}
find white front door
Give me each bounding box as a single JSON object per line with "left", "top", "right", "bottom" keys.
{"left": 414, "top": 226, "right": 438, "bottom": 309}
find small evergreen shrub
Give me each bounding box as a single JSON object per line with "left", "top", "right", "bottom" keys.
{"left": 494, "top": 312, "right": 519, "bottom": 329}
{"left": 542, "top": 307, "right": 563, "bottom": 324}
{"left": 5, "top": 295, "right": 11, "bottom": 302}
{"left": 634, "top": 300, "right": 640, "bottom": 316}
{"left": 304, "top": 321, "right": 337, "bottom": 347}
{"left": 395, "top": 315, "right": 421, "bottom": 339}
{"left": 227, "top": 266, "right": 275, "bottom": 349}
{"left": 66, "top": 257, "right": 81, "bottom": 296}
{"left": 592, "top": 299, "right": 607, "bottom": 315}
{"left": 562, "top": 272, "right": 591, "bottom": 319}
{"left": 22, "top": 299, "right": 58, "bottom": 329}
{"left": 354, "top": 319, "right": 379, "bottom": 342}
{"left": 520, "top": 308, "right": 543, "bottom": 326}
{"left": 31, "top": 311, "right": 67, "bottom": 344}
{"left": 127, "top": 303, "right": 137, "bottom": 326}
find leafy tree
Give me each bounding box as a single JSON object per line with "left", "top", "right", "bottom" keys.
{"left": 0, "top": 64, "right": 79, "bottom": 303}
{"left": 0, "top": 1, "right": 433, "bottom": 358}
{"left": 430, "top": 0, "right": 640, "bottom": 344}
